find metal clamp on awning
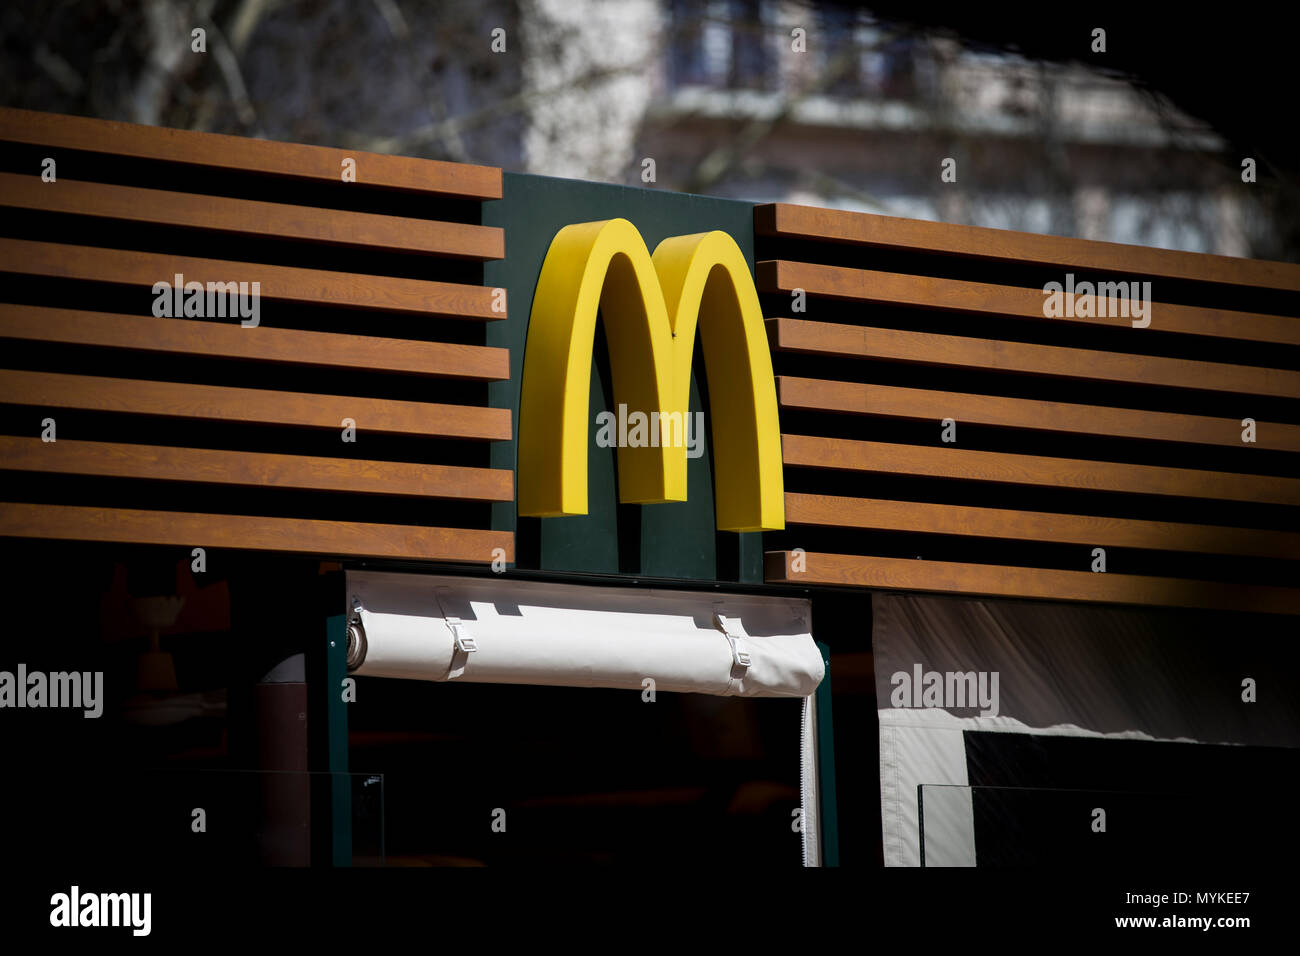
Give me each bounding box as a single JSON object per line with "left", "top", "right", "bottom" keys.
{"left": 435, "top": 588, "right": 477, "bottom": 654}
{"left": 444, "top": 616, "right": 477, "bottom": 654}
{"left": 435, "top": 588, "right": 476, "bottom": 680}
{"left": 713, "top": 611, "right": 751, "bottom": 671}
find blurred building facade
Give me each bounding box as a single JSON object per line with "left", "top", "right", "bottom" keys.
{"left": 0, "top": 0, "right": 1279, "bottom": 257}
{"left": 546, "top": 0, "right": 1261, "bottom": 256}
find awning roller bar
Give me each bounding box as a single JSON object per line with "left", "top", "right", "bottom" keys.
{"left": 344, "top": 570, "right": 824, "bottom": 699}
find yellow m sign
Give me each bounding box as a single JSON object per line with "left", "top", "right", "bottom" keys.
{"left": 517, "top": 218, "right": 784, "bottom": 532}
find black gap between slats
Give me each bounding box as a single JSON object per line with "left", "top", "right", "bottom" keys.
{"left": 0, "top": 406, "right": 493, "bottom": 470}
{"left": 758, "top": 294, "right": 1300, "bottom": 371}
{"left": 0, "top": 207, "right": 485, "bottom": 285}
{"left": 781, "top": 465, "right": 1300, "bottom": 533}
{"left": 776, "top": 410, "right": 1300, "bottom": 480}
{"left": 0, "top": 273, "right": 490, "bottom": 346}
{"left": 0, "top": 140, "right": 486, "bottom": 223}
{"left": 756, "top": 235, "right": 1300, "bottom": 318}
{"left": 1, "top": 339, "right": 490, "bottom": 407}
{"left": 0, "top": 471, "right": 495, "bottom": 530}
{"left": 761, "top": 525, "right": 1298, "bottom": 589}
{"left": 771, "top": 351, "right": 1300, "bottom": 424}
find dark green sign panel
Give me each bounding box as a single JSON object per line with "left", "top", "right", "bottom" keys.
{"left": 483, "top": 174, "right": 762, "bottom": 583}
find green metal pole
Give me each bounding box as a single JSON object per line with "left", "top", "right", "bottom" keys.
{"left": 313, "top": 569, "right": 352, "bottom": 867}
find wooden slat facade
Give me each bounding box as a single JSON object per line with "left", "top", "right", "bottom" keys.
{"left": 760, "top": 203, "right": 1300, "bottom": 613}
{"left": 0, "top": 109, "right": 511, "bottom": 564}
{"left": 3, "top": 109, "right": 1297, "bottom": 597}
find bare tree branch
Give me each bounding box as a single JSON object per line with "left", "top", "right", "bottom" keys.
{"left": 196, "top": 13, "right": 256, "bottom": 128}
{"left": 348, "top": 60, "right": 657, "bottom": 156}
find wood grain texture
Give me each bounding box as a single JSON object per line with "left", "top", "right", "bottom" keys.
{"left": 0, "top": 172, "right": 504, "bottom": 259}
{"left": 0, "top": 172, "right": 501, "bottom": 260}
{"left": 763, "top": 550, "right": 1300, "bottom": 615}
{"left": 784, "top": 492, "right": 1300, "bottom": 560}
{"left": 756, "top": 203, "right": 1300, "bottom": 293}
{"left": 781, "top": 434, "right": 1300, "bottom": 506}
{"left": 777, "top": 375, "right": 1300, "bottom": 452}
{"left": 768, "top": 317, "right": 1300, "bottom": 399}
{"left": 0, "top": 369, "right": 512, "bottom": 441}
{"left": 758, "top": 260, "right": 1300, "bottom": 345}
{"left": 0, "top": 436, "right": 514, "bottom": 502}
{"left": 0, "top": 502, "right": 514, "bottom": 562}
{"left": 0, "top": 305, "right": 510, "bottom": 381}
{"left": 0, "top": 107, "right": 503, "bottom": 199}
{"left": 0, "top": 238, "right": 505, "bottom": 320}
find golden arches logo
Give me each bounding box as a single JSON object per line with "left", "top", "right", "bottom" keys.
{"left": 517, "top": 218, "right": 784, "bottom": 532}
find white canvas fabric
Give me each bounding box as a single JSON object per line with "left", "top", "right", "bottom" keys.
{"left": 879, "top": 708, "right": 972, "bottom": 867}
{"left": 346, "top": 570, "right": 824, "bottom": 698}
{"left": 872, "top": 591, "right": 1300, "bottom": 867}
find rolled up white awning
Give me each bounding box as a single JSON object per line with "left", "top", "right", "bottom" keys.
{"left": 344, "top": 570, "right": 823, "bottom": 698}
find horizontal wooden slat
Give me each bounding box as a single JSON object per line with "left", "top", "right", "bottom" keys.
{"left": 778, "top": 376, "right": 1300, "bottom": 452}
{"left": 0, "top": 172, "right": 504, "bottom": 259}
{"left": 763, "top": 551, "right": 1300, "bottom": 615}
{"left": 0, "top": 370, "right": 512, "bottom": 441}
{"left": 0, "top": 306, "right": 510, "bottom": 381}
{"left": 785, "top": 492, "right": 1300, "bottom": 560}
{"left": 0, "top": 502, "right": 513, "bottom": 563}
{"left": 0, "top": 239, "right": 504, "bottom": 320}
{"left": 769, "top": 317, "right": 1300, "bottom": 400}
{"left": 0, "top": 107, "right": 502, "bottom": 200}
{"left": 0, "top": 437, "right": 513, "bottom": 502}
{"left": 758, "top": 260, "right": 1300, "bottom": 346}
{"left": 782, "top": 434, "right": 1300, "bottom": 507}
{"left": 756, "top": 203, "right": 1300, "bottom": 294}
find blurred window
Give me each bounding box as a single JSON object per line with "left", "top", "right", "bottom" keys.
{"left": 669, "top": 0, "right": 715, "bottom": 86}
{"left": 819, "top": 5, "right": 861, "bottom": 97}
{"left": 728, "top": 0, "right": 769, "bottom": 90}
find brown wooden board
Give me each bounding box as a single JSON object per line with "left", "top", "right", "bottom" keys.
{"left": 0, "top": 369, "right": 512, "bottom": 440}
{"left": 758, "top": 260, "right": 1300, "bottom": 345}
{"left": 763, "top": 550, "right": 1300, "bottom": 615}
{"left": 756, "top": 203, "right": 1300, "bottom": 293}
{"left": 0, "top": 306, "right": 510, "bottom": 380}
{"left": 768, "top": 317, "right": 1300, "bottom": 399}
{"left": 0, "top": 172, "right": 504, "bottom": 259}
{"left": 782, "top": 434, "right": 1300, "bottom": 506}
{"left": 0, "top": 502, "right": 514, "bottom": 562}
{"left": 0, "top": 238, "right": 505, "bottom": 320}
{"left": 777, "top": 375, "right": 1300, "bottom": 452}
{"left": 784, "top": 492, "right": 1300, "bottom": 560}
{"left": 0, "top": 436, "right": 514, "bottom": 502}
